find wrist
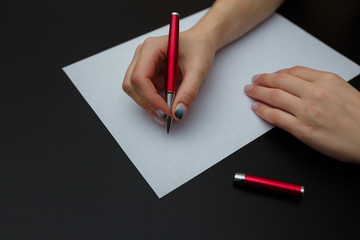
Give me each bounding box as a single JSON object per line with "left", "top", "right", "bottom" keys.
{"left": 189, "top": 0, "right": 284, "bottom": 51}
{"left": 184, "top": 27, "right": 217, "bottom": 55}
{"left": 190, "top": 2, "right": 235, "bottom": 51}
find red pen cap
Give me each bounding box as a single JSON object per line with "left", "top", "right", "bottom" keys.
{"left": 166, "top": 12, "right": 180, "bottom": 93}
{"left": 234, "top": 173, "right": 305, "bottom": 197}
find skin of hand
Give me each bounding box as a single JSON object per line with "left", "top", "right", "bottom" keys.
{"left": 122, "top": 0, "right": 284, "bottom": 125}
{"left": 244, "top": 66, "right": 360, "bottom": 164}
{"left": 122, "top": 29, "right": 216, "bottom": 124}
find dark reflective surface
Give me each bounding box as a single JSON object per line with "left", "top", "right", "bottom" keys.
{"left": 1, "top": 1, "right": 360, "bottom": 239}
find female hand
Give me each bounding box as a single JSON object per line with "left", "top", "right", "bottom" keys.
{"left": 122, "top": 29, "right": 216, "bottom": 125}
{"left": 122, "top": 0, "right": 284, "bottom": 125}
{"left": 244, "top": 66, "right": 360, "bottom": 163}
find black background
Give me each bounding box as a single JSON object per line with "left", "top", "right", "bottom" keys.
{"left": 1, "top": 0, "right": 360, "bottom": 239}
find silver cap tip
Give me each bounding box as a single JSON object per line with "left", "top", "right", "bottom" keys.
{"left": 234, "top": 173, "right": 245, "bottom": 182}
{"left": 301, "top": 186, "right": 305, "bottom": 196}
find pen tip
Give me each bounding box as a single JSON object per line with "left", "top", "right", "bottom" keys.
{"left": 166, "top": 117, "right": 172, "bottom": 134}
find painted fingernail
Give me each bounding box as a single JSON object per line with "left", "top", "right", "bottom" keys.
{"left": 251, "top": 102, "right": 259, "bottom": 111}
{"left": 153, "top": 115, "right": 165, "bottom": 126}
{"left": 174, "top": 103, "right": 187, "bottom": 120}
{"left": 155, "top": 109, "right": 167, "bottom": 120}
{"left": 252, "top": 74, "right": 261, "bottom": 84}
{"left": 244, "top": 84, "right": 254, "bottom": 93}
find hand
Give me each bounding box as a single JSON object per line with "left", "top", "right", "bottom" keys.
{"left": 244, "top": 66, "right": 360, "bottom": 163}
{"left": 122, "top": 29, "right": 216, "bottom": 125}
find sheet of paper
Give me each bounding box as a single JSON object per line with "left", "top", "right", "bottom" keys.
{"left": 63, "top": 9, "right": 360, "bottom": 198}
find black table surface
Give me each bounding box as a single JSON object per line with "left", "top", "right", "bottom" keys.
{"left": 2, "top": 0, "right": 360, "bottom": 239}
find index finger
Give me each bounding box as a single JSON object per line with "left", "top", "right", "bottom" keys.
{"left": 130, "top": 37, "right": 170, "bottom": 116}
{"left": 276, "top": 66, "right": 324, "bottom": 82}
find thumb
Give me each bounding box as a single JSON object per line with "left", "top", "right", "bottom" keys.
{"left": 171, "top": 72, "right": 203, "bottom": 120}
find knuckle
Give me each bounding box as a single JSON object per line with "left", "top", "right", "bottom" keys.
{"left": 311, "top": 86, "right": 330, "bottom": 100}
{"left": 257, "top": 73, "right": 272, "bottom": 85}
{"left": 182, "top": 86, "right": 198, "bottom": 104}
{"left": 288, "top": 65, "right": 304, "bottom": 74}
{"left": 301, "top": 124, "right": 316, "bottom": 138}
{"left": 306, "top": 100, "right": 323, "bottom": 119}
{"left": 130, "top": 74, "right": 142, "bottom": 88}
{"left": 135, "top": 43, "right": 143, "bottom": 53}
{"left": 324, "top": 72, "right": 341, "bottom": 83}
{"left": 122, "top": 81, "right": 132, "bottom": 93}
{"left": 276, "top": 73, "right": 288, "bottom": 83}
{"left": 143, "top": 37, "right": 156, "bottom": 46}
{"left": 269, "top": 110, "right": 282, "bottom": 125}
{"left": 291, "top": 123, "right": 313, "bottom": 144}
{"left": 250, "top": 85, "right": 259, "bottom": 95}
{"left": 256, "top": 73, "right": 265, "bottom": 84}
{"left": 269, "top": 89, "right": 280, "bottom": 102}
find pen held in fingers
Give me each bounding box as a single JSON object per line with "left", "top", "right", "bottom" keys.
{"left": 166, "top": 12, "right": 180, "bottom": 134}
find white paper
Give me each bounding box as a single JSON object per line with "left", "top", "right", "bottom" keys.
{"left": 63, "top": 9, "right": 360, "bottom": 198}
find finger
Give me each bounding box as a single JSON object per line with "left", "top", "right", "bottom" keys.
{"left": 251, "top": 101, "right": 299, "bottom": 134}
{"left": 171, "top": 70, "right": 203, "bottom": 120}
{"left": 123, "top": 44, "right": 167, "bottom": 125}
{"left": 123, "top": 43, "right": 142, "bottom": 87}
{"left": 133, "top": 37, "right": 167, "bottom": 83}
{"left": 131, "top": 68, "right": 169, "bottom": 113}
{"left": 276, "top": 66, "right": 324, "bottom": 82}
{"left": 123, "top": 44, "right": 154, "bottom": 114}
{"left": 123, "top": 83, "right": 154, "bottom": 115}
{"left": 125, "top": 86, "right": 166, "bottom": 126}
{"left": 252, "top": 72, "right": 309, "bottom": 97}
{"left": 130, "top": 37, "right": 170, "bottom": 117}
{"left": 244, "top": 84, "right": 302, "bottom": 115}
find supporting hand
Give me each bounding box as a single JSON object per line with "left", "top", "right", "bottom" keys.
{"left": 245, "top": 66, "right": 360, "bottom": 163}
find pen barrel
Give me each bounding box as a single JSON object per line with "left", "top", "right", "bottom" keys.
{"left": 244, "top": 174, "right": 304, "bottom": 197}
{"left": 166, "top": 12, "right": 179, "bottom": 93}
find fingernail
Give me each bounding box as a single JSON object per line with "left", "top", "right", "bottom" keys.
{"left": 174, "top": 103, "right": 187, "bottom": 120}
{"left": 252, "top": 74, "right": 261, "bottom": 84}
{"left": 251, "top": 102, "right": 259, "bottom": 111}
{"left": 244, "top": 84, "right": 254, "bottom": 93}
{"left": 153, "top": 115, "right": 165, "bottom": 126}
{"left": 155, "top": 109, "right": 167, "bottom": 120}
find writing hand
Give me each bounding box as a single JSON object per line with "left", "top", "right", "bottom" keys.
{"left": 122, "top": 29, "right": 215, "bottom": 125}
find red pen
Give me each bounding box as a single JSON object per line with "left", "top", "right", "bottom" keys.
{"left": 234, "top": 173, "right": 305, "bottom": 197}
{"left": 166, "top": 12, "right": 180, "bottom": 134}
